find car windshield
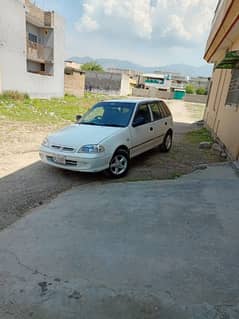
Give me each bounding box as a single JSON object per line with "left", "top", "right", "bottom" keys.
{"left": 79, "top": 101, "right": 136, "bottom": 127}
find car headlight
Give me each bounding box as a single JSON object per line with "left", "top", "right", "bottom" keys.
{"left": 42, "top": 138, "right": 49, "bottom": 147}
{"left": 78, "top": 144, "right": 105, "bottom": 153}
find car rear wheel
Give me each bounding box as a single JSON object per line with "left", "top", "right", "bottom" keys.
{"left": 160, "top": 132, "right": 172, "bottom": 152}
{"left": 107, "top": 149, "right": 129, "bottom": 178}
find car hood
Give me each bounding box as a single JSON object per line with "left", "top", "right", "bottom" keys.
{"left": 47, "top": 124, "right": 123, "bottom": 149}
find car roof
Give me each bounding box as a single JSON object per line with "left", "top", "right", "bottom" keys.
{"left": 103, "top": 98, "right": 164, "bottom": 104}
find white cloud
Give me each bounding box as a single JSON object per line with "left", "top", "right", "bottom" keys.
{"left": 161, "top": 14, "right": 192, "bottom": 41}
{"left": 75, "top": 15, "right": 99, "bottom": 32}
{"left": 75, "top": 0, "right": 154, "bottom": 39}
{"left": 75, "top": 0, "right": 217, "bottom": 47}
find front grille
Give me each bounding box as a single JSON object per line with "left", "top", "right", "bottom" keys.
{"left": 46, "top": 156, "right": 77, "bottom": 166}
{"left": 51, "top": 145, "right": 61, "bottom": 150}
{"left": 51, "top": 145, "right": 75, "bottom": 152}
{"left": 63, "top": 147, "right": 75, "bottom": 152}
{"left": 65, "top": 160, "right": 77, "bottom": 166}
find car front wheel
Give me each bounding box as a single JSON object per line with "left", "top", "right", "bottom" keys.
{"left": 107, "top": 149, "right": 129, "bottom": 178}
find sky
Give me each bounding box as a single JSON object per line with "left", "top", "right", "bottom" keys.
{"left": 35, "top": 0, "right": 218, "bottom": 67}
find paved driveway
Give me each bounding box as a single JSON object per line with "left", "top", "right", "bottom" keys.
{"left": 0, "top": 164, "right": 238, "bottom": 319}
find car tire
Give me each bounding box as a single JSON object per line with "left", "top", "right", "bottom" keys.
{"left": 106, "top": 149, "right": 129, "bottom": 178}
{"left": 160, "top": 131, "right": 173, "bottom": 153}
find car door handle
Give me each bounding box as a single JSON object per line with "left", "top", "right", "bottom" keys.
{"left": 149, "top": 127, "right": 153, "bottom": 131}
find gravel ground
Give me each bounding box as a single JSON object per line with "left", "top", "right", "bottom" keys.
{"left": 0, "top": 101, "right": 225, "bottom": 230}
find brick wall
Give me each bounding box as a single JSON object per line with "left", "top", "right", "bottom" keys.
{"left": 64, "top": 71, "right": 85, "bottom": 97}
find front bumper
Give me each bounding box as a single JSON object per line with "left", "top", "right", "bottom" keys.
{"left": 39, "top": 146, "right": 111, "bottom": 173}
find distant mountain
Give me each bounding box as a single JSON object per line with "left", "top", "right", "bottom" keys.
{"left": 68, "top": 56, "right": 213, "bottom": 77}
{"left": 156, "top": 64, "right": 213, "bottom": 78}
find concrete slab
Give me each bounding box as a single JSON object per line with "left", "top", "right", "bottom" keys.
{"left": 0, "top": 164, "right": 239, "bottom": 318}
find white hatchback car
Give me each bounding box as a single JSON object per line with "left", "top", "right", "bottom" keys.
{"left": 40, "top": 98, "right": 173, "bottom": 178}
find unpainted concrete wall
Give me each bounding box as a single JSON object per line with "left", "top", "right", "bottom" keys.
{"left": 85, "top": 71, "right": 121, "bottom": 95}
{"left": 132, "top": 88, "right": 173, "bottom": 99}
{"left": 85, "top": 71, "right": 131, "bottom": 96}
{"left": 184, "top": 94, "right": 207, "bottom": 104}
{"left": 132, "top": 88, "right": 207, "bottom": 103}
{"left": 120, "top": 73, "right": 131, "bottom": 96}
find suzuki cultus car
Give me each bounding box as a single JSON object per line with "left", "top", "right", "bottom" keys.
{"left": 40, "top": 99, "right": 173, "bottom": 178}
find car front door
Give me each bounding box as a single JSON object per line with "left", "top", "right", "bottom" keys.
{"left": 129, "top": 103, "right": 154, "bottom": 157}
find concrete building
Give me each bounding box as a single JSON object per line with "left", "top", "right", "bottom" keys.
{"left": 141, "top": 73, "right": 172, "bottom": 91}
{"left": 107, "top": 67, "right": 141, "bottom": 77}
{"left": 85, "top": 71, "right": 131, "bottom": 96}
{"left": 0, "top": 0, "right": 64, "bottom": 98}
{"left": 204, "top": 0, "right": 239, "bottom": 160}
{"left": 155, "top": 71, "right": 189, "bottom": 90}
{"left": 65, "top": 60, "right": 82, "bottom": 71}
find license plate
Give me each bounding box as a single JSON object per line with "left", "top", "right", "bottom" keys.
{"left": 53, "top": 155, "right": 66, "bottom": 165}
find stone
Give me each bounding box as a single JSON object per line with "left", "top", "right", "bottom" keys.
{"left": 196, "top": 120, "right": 204, "bottom": 127}
{"left": 220, "top": 152, "right": 227, "bottom": 159}
{"left": 194, "top": 164, "right": 208, "bottom": 170}
{"left": 212, "top": 143, "right": 222, "bottom": 153}
{"left": 199, "top": 142, "right": 212, "bottom": 149}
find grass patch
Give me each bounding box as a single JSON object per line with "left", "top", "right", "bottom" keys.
{"left": 185, "top": 128, "right": 213, "bottom": 144}
{"left": 0, "top": 92, "right": 111, "bottom": 124}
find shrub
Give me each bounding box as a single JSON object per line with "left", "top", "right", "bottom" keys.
{"left": 196, "top": 87, "right": 207, "bottom": 95}
{"left": 0, "top": 91, "right": 30, "bottom": 101}
{"left": 81, "top": 62, "right": 104, "bottom": 72}
{"left": 185, "top": 84, "right": 195, "bottom": 94}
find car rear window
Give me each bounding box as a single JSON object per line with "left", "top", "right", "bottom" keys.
{"left": 158, "top": 101, "right": 171, "bottom": 118}
{"left": 149, "top": 103, "right": 162, "bottom": 121}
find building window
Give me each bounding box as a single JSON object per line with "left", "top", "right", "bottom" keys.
{"left": 40, "top": 63, "right": 45, "bottom": 72}
{"left": 226, "top": 69, "right": 239, "bottom": 107}
{"left": 28, "top": 33, "right": 37, "bottom": 43}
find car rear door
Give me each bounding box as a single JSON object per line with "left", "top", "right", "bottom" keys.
{"left": 158, "top": 101, "right": 173, "bottom": 132}
{"left": 129, "top": 103, "right": 154, "bottom": 157}
{"left": 148, "top": 102, "right": 166, "bottom": 146}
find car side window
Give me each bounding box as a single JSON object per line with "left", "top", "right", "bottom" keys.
{"left": 133, "top": 104, "right": 151, "bottom": 126}
{"left": 163, "top": 102, "right": 171, "bottom": 117}
{"left": 149, "top": 103, "right": 162, "bottom": 121}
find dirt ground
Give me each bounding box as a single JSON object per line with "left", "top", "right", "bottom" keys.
{"left": 0, "top": 100, "right": 225, "bottom": 230}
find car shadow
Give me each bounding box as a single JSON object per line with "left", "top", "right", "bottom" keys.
{"left": 0, "top": 121, "right": 206, "bottom": 229}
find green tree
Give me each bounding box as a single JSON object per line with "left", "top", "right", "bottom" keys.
{"left": 185, "top": 84, "right": 195, "bottom": 94}
{"left": 81, "top": 62, "right": 104, "bottom": 72}
{"left": 196, "top": 87, "right": 207, "bottom": 95}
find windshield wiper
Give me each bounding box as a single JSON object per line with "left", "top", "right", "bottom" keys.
{"left": 101, "top": 124, "right": 125, "bottom": 128}
{"left": 79, "top": 122, "right": 124, "bottom": 127}
{"left": 79, "top": 122, "right": 99, "bottom": 126}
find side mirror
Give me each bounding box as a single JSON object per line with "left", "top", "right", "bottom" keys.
{"left": 132, "top": 116, "right": 145, "bottom": 127}
{"left": 76, "top": 115, "right": 82, "bottom": 122}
